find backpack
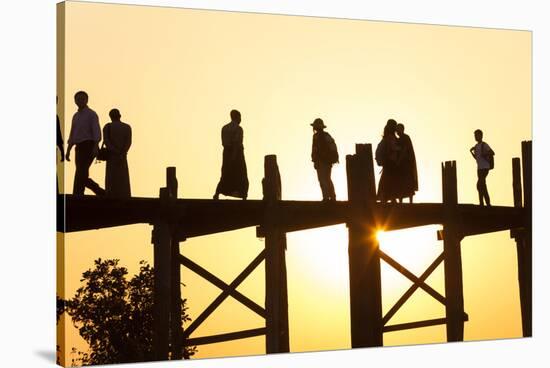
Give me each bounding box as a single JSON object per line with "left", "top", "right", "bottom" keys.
{"left": 482, "top": 142, "right": 495, "bottom": 170}
{"left": 375, "top": 139, "right": 386, "bottom": 166}
{"left": 325, "top": 133, "right": 339, "bottom": 164}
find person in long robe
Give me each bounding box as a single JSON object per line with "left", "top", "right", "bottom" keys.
{"left": 376, "top": 119, "right": 400, "bottom": 203}
{"left": 103, "top": 108, "right": 132, "bottom": 197}
{"left": 396, "top": 123, "right": 418, "bottom": 203}
{"left": 213, "top": 109, "right": 249, "bottom": 200}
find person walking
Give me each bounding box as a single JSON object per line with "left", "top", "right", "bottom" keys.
{"left": 311, "top": 118, "right": 338, "bottom": 201}
{"left": 213, "top": 109, "right": 249, "bottom": 200}
{"left": 65, "top": 91, "right": 105, "bottom": 196}
{"left": 396, "top": 123, "right": 418, "bottom": 203}
{"left": 375, "top": 119, "right": 400, "bottom": 203}
{"left": 470, "top": 129, "right": 494, "bottom": 206}
{"left": 102, "top": 108, "right": 132, "bottom": 197}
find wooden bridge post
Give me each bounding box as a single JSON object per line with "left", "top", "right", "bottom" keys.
{"left": 262, "top": 155, "right": 290, "bottom": 353}
{"left": 346, "top": 144, "right": 383, "bottom": 348}
{"left": 441, "top": 161, "right": 465, "bottom": 342}
{"left": 166, "top": 167, "right": 184, "bottom": 359}
{"left": 152, "top": 186, "right": 172, "bottom": 361}
{"left": 518, "top": 141, "right": 532, "bottom": 337}
{"left": 152, "top": 167, "right": 181, "bottom": 361}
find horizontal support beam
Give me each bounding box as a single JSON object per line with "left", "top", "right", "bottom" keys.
{"left": 180, "top": 254, "right": 266, "bottom": 318}
{"left": 384, "top": 318, "right": 447, "bottom": 333}
{"left": 185, "top": 327, "right": 266, "bottom": 346}
{"left": 383, "top": 314, "right": 469, "bottom": 333}
{"left": 63, "top": 195, "right": 527, "bottom": 237}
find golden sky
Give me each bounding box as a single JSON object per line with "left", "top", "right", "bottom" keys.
{"left": 57, "top": 1, "right": 531, "bottom": 363}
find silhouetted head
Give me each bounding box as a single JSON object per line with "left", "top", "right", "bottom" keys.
{"left": 230, "top": 109, "right": 241, "bottom": 124}
{"left": 311, "top": 118, "right": 326, "bottom": 132}
{"left": 387, "top": 119, "right": 398, "bottom": 130}
{"left": 474, "top": 129, "right": 483, "bottom": 143}
{"left": 74, "top": 91, "right": 88, "bottom": 109}
{"left": 109, "top": 108, "right": 121, "bottom": 122}
{"left": 383, "top": 124, "right": 395, "bottom": 139}
{"left": 396, "top": 123, "right": 405, "bottom": 136}
{"left": 383, "top": 119, "right": 397, "bottom": 138}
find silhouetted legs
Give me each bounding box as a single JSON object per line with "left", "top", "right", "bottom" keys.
{"left": 316, "top": 162, "right": 336, "bottom": 201}
{"left": 73, "top": 140, "right": 105, "bottom": 196}
{"left": 477, "top": 169, "right": 491, "bottom": 206}
{"left": 398, "top": 196, "right": 414, "bottom": 204}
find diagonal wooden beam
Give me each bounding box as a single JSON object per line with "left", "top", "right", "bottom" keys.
{"left": 381, "top": 251, "right": 445, "bottom": 325}
{"left": 185, "top": 327, "right": 266, "bottom": 346}
{"left": 180, "top": 254, "right": 266, "bottom": 318}
{"left": 182, "top": 250, "right": 266, "bottom": 339}
{"left": 381, "top": 250, "right": 446, "bottom": 304}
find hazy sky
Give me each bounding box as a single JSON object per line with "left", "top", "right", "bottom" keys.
{"left": 57, "top": 1, "right": 531, "bottom": 363}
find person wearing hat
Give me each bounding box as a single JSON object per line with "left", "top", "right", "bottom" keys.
{"left": 311, "top": 118, "right": 338, "bottom": 201}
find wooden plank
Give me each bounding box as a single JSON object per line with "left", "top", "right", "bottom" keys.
{"left": 185, "top": 328, "right": 266, "bottom": 346}
{"left": 347, "top": 144, "right": 383, "bottom": 348}
{"left": 442, "top": 161, "right": 465, "bottom": 342}
{"left": 263, "top": 155, "right": 290, "bottom": 354}
{"left": 179, "top": 254, "right": 266, "bottom": 318}
{"left": 384, "top": 318, "right": 447, "bottom": 333}
{"left": 65, "top": 195, "right": 525, "bottom": 236}
{"left": 384, "top": 314, "right": 468, "bottom": 333}
{"left": 182, "top": 250, "right": 266, "bottom": 339}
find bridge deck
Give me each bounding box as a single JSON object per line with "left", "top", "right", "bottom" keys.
{"left": 59, "top": 195, "right": 526, "bottom": 239}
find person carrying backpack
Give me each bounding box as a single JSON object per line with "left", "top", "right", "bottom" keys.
{"left": 311, "top": 118, "right": 338, "bottom": 201}
{"left": 470, "top": 129, "right": 495, "bottom": 206}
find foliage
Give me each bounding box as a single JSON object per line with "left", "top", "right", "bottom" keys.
{"left": 64, "top": 258, "right": 196, "bottom": 366}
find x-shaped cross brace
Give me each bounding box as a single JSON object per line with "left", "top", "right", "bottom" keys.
{"left": 180, "top": 249, "right": 267, "bottom": 340}
{"left": 380, "top": 249, "right": 468, "bottom": 330}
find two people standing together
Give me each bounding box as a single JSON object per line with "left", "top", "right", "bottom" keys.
{"left": 376, "top": 119, "right": 418, "bottom": 203}
{"left": 63, "top": 91, "right": 132, "bottom": 198}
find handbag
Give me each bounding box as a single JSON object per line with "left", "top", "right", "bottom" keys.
{"left": 96, "top": 124, "right": 111, "bottom": 161}
{"left": 97, "top": 143, "right": 110, "bottom": 161}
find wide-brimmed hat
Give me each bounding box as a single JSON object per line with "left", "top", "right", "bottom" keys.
{"left": 311, "top": 118, "right": 326, "bottom": 129}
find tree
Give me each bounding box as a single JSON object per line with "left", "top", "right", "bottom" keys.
{"left": 65, "top": 258, "right": 196, "bottom": 365}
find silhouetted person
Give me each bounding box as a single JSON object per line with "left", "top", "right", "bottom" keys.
{"left": 470, "top": 129, "right": 494, "bottom": 206}
{"left": 56, "top": 96, "right": 64, "bottom": 195}
{"left": 376, "top": 119, "right": 400, "bottom": 203}
{"left": 103, "top": 109, "right": 132, "bottom": 197}
{"left": 57, "top": 96, "right": 65, "bottom": 163}
{"left": 65, "top": 91, "right": 105, "bottom": 196}
{"left": 311, "top": 118, "right": 338, "bottom": 201}
{"left": 396, "top": 123, "right": 418, "bottom": 203}
{"left": 213, "top": 109, "right": 249, "bottom": 200}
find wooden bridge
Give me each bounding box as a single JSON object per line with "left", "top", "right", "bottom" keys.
{"left": 58, "top": 141, "right": 532, "bottom": 360}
